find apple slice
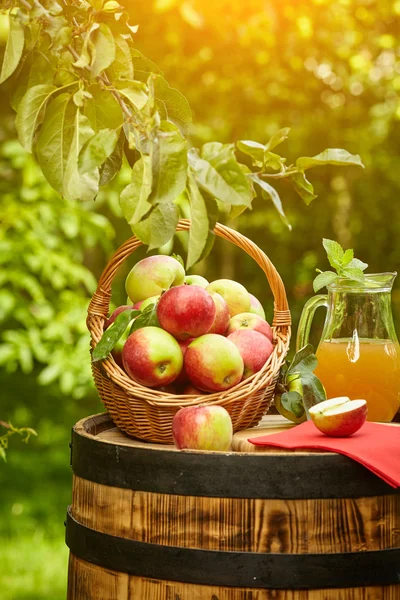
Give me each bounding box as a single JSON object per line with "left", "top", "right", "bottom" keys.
{"left": 309, "top": 397, "right": 367, "bottom": 437}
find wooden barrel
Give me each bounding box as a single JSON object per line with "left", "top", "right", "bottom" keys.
{"left": 66, "top": 413, "right": 400, "bottom": 599}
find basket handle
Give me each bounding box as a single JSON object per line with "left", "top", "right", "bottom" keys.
{"left": 87, "top": 219, "right": 291, "bottom": 332}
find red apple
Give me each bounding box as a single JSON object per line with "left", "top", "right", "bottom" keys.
{"left": 184, "top": 334, "right": 244, "bottom": 392}
{"left": 125, "top": 255, "right": 185, "bottom": 303}
{"left": 207, "top": 292, "right": 230, "bottom": 335}
{"left": 181, "top": 384, "right": 207, "bottom": 395}
{"left": 309, "top": 397, "right": 368, "bottom": 437}
{"left": 172, "top": 405, "right": 233, "bottom": 451}
{"left": 206, "top": 279, "right": 250, "bottom": 317}
{"left": 157, "top": 285, "right": 216, "bottom": 341}
{"left": 228, "top": 330, "right": 273, "bottom": 379}
{"left": 249, "top": 293, "right": 266, "bottom": 319}
{"left": 122, "top": 326, "right": 183, "bottom": 387}
{"left": 226, "top": 312, "right": 273, "bottom": 342}
{"left": 105, "top": 305, "right": 132, "bottom": 329}
{"left": 184, "top": 274, "right": 209, "bottom": 288}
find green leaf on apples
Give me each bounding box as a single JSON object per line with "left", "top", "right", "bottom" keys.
{"left": 92, "top": 309, "right": 140, "bottom": 362}
{"left": 130, "top": 301, "right": 159, "bottom": 332}
{"left": 186, "top": 171, "right": 210, "bottom": 269}
{"left": 280, "top": 391, "right": 305, "bottom": 419}
{"left": 299, "top": 371, "right": 327, "bottom": 418}
{"left": 0, "top": 12, "right": 25, "bottom": 84}
{"left": 133, "top": 201, "right": 180, "bottom": 250}
{"left": 250, "top": 174, "right": 291, "bottom": 230}
{"left": 286, "top": 344, "right": 317, "bottom": 376}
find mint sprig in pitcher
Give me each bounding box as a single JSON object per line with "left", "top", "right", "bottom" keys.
{"left": 296, "top": 240, "right": 400, "bottom": 422}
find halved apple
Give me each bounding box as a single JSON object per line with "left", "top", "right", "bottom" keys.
{"left": 309, "top": 397, "right": 367, "bottom": 437}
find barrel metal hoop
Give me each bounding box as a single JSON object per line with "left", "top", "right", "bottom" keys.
{"left": 71, "top": 426, "right": 400, "bottom": 499}
{"left": 66, "top": 509, "right": 400, "bottom": 590}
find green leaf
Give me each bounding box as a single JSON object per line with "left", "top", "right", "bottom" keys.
{"left": 346, "top": 258, "right": 368, "bottom": 271}
{"left": 16, "top": 84, "right": 57, "bottom": 152}
{"left": 149, "top": 122, "right": 188, "bottom": 206}
{"left": 290, "top": 171, "right": 317, "bottom": 205}
{"left": 300, "top": 371, "right": 327, "bottom": 417}
{"left": 130, "top": 301, "right": 159, "bottom": 332}
{"left": 265, "top": 127, "right": 291, "bottom": 151}
{"left": 92, "top": 309, "right": 139, "bottom": 362}
{"left": 236, "top": 140, "right": 265, "bottom": 165}
{"left": 287, "top": 344, "right": 317, "bottom": 376}
{"left": 342, "top": 249, "right": 354, "bottom": 266}
{"left": 79, "top": 128, "right": 119, "bottom": 175}
{"left": 322, "top": 238, "right": 344, "bottom": 270}
{"left": 0, "top": 12, "right": 24, "bottom": 84}
{"left": 280, "top": 391, "right": 305, "bottom": 418}
{"left": 153, "top": 75, "right": 192, "bottom": 136}
{"left": 251, "top": 174, "right": 291, "bottom": 230}
{"left": 313, "top": 271, "right": 338, "bottom": 292}
{"left": 263, "top": 151, "right": 286, "bottom": 171}
{"left": 91, "top": 24, "right": 116, "bottom": 77}
{"left": 189, "top": 145, "right": 252, "bottom": 207}
{"left": 186, "top": 172, "right": 210, "bottom": 268}
{"left": 63, "top": 111, "right": 97, "bottom": 201}
{"left": 73, "top": 23, "right": 99, "bottom": 70}
{"left": 100, "top": 131, "right": 124, "bottom": 186}
{"left": 131, "top": 49, "right": 162, "bottom": 81}
{"left": 341, "top": 267, "right": 365, "bottom": 283}
{"left": 133, "top": 202, "right": 180, "bottom": 250}
{"left": 120, "top": 155, "right": 153, "bottom": 224}
{"left": 296, "top": 149, "right": 364, "bottom": 170}
{"left": 107, "top": 34, "right": 133, "bottom": 80}
{"left": 118, "top": 81, "right": 148, "bottom": 110}
{"left": 84, "top": 84, "right": 124, "bottom": 131}
{"left": 0, "top": 446, "right": 6, "bottom": 463}
{"left": 36, "top": 93, "right": 77, "bottom": 195}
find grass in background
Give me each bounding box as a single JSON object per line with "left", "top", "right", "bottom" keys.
{"left": 0, "top": 372, "right": 103, "bottom": 599}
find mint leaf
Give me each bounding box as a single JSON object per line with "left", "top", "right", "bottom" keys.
{"left": 281, "top": 391, "right": 305, "bottom": 418}
{"left": 346, "top": 258, "right": 368, "bottom": 271}
{"left": 313, "top": 271, "right": 338, "bottom": 292}
{"left": 341, "top": 267, "right": 365, "bottom": 283}
{"left": 322, "top": 238, "right": 344, "bottom": 269}
{"left": 342, "top": 249, "right": 354, "bottom": 266}
{"left": 92, "top": 309, "right": 139, "bottom": 362}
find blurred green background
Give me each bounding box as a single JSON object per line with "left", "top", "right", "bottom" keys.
{"left": 1, "top": 0, "right": 400, "bottom": 597}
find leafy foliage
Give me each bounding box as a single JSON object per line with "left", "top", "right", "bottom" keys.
{"left": 279, "top": 344, "right": 326, "bottom": 418}
{"left": 0, "top": 0, "right": 363, "bottom": 268}
{"left": 313, "top": 238, "right": 368, "bottom": 292}
{"left": 0, "top": 138, "right": 115, "bottom": 398}
{"left": 0, "top": 420, "right": 37, "bottom": 462}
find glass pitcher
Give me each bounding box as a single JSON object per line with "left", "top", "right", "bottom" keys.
{"left": 297, "top": 273, "right": 400, "bottom": 422}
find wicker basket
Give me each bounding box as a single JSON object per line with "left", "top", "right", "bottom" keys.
{"left": 87, "top": 219, "right": 291, "bottom": 443}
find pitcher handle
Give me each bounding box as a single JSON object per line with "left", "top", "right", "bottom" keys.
{"left": 296, "top": 295, "right": 328, "bottom": 351}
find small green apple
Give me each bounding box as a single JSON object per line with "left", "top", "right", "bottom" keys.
{"left": 126, "top": 255, "right": 185, "bottom": 304}
{"left": 206, "top": 279, "right": 250, "bottom": 317}
{"left": 184, "top": 275, "right": 209, "bottom": 288}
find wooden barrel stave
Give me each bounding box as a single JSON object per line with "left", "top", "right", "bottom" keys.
{"left": 66, "top": 414, "right": 400, "bottom": 599}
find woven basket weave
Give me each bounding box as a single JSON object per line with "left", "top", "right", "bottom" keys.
{"left": 87, "top": 220, "right": 291, "bottom": 443}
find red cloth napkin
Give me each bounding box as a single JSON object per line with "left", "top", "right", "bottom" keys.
{"left": 248, "top": 421, "right": 400, "bottom": 488}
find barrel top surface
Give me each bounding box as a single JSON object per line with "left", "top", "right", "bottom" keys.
{"left": 75, "top": 412, "right": 399, "bottom": 455}
{"left": 70, "top": 413, "right": 400, "bottom": 498}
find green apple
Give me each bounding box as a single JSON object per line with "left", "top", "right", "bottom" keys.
{"left": 249, "top": 293, "right": 266, "bottom": 319}
{"left": 184, "top": 275, "right": 209, "bottom": 288}
{"left": 206, "top": 279, "right": 250, "bottom": 317}
{"left": 125, "top": 255, "right": 185, "bottom": 304}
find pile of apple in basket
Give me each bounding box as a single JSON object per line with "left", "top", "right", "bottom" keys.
{"left": 94, "top": 254, "right": 275, "bottom": 449}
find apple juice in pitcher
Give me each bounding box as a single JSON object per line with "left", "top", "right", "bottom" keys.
{"left": 297, "top": 273, "right": 400, "bottom": 422}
